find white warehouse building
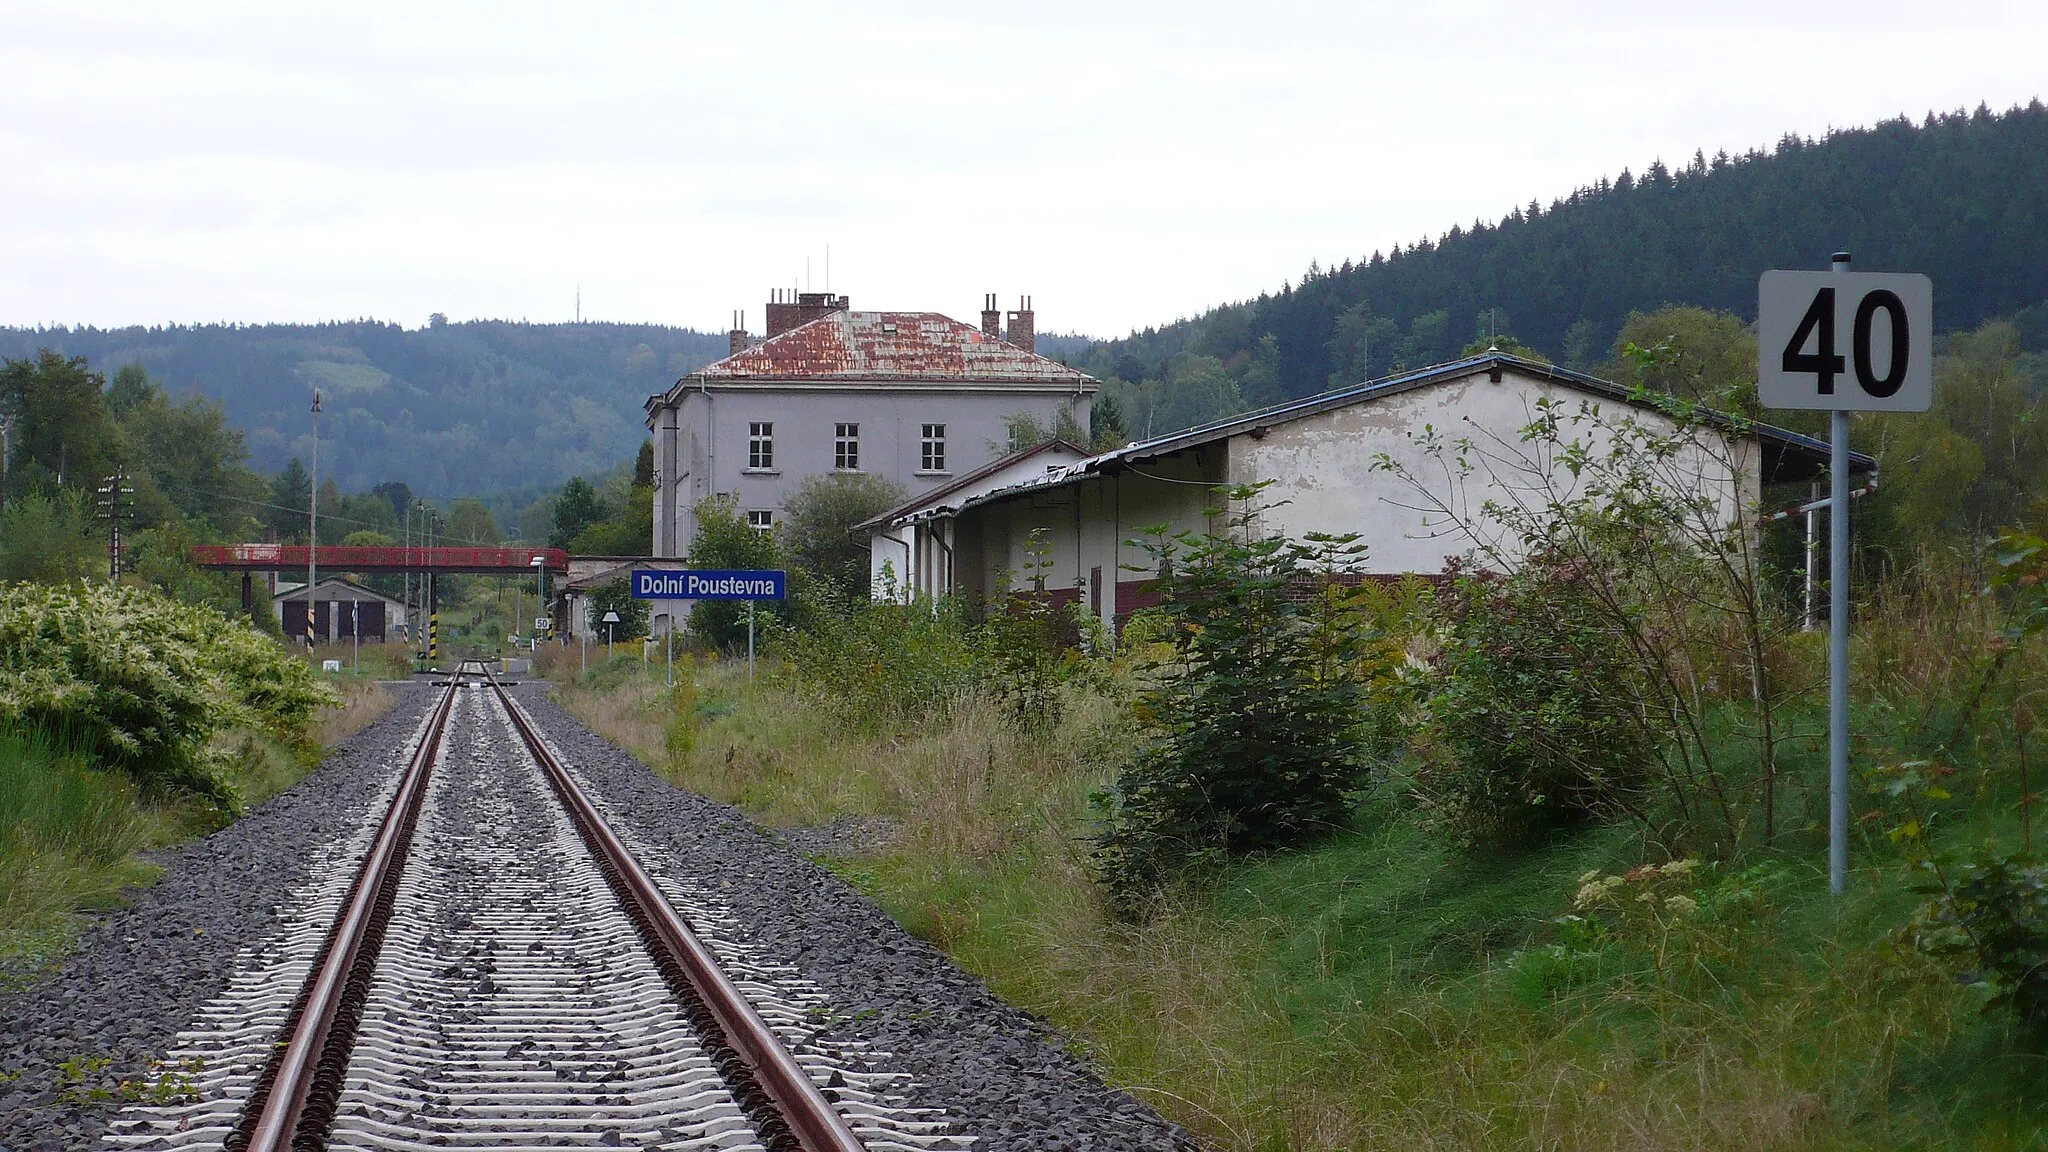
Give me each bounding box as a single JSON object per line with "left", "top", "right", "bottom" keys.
{"left": 866, "top": 352, "right": 1871, "bottom": 625}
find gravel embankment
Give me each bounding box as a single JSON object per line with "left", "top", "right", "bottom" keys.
{"left": 1, "top": 681, "right": 1197, "bottom": 1150}
{"left": 514, "top": 684, "right": 1197, "bottom": 1152}
{"left": 0, "top": 688, "right": 434, "bottom": 1151}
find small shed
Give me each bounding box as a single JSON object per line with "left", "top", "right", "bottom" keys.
{"left": 274, "top": 578, "right": 407, "bottom": 644}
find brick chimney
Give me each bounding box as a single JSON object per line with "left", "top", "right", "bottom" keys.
{"left": 980, "top": 294, "right": 1001, "bottom": 340}
{"left": 1005, "top": 295, "right": 1035, "bottom": 353}
{"left": 728, "top": 311, "right": 747, "bottom": 356}
{"left": 765, "top": 289, "right": 849, "bottom": 337}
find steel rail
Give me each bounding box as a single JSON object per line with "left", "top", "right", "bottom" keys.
{"left": 486, "top": 675, "right": 868, "bottom": 1152}
{"left": 228, "top": 663, "right": 469, "bottom": 1152}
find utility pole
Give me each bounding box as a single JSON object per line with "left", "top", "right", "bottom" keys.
{"left": 427, "top": 506, "right": 440, "bottom": 665}
{"left": 94, "top": 469, "right": 134, "bottom": 580}
{"left": 308, "top": 391, "right": 322, "bottom": 650}
{"left": 402, "top": 501, "right": 411, "bottom": 647}
{"left": 412, "top": 499, "right": 426, "bottom": 659}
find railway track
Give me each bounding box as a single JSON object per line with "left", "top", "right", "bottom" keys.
{"left": 101, "top": 664, "right": 964, "bottom": 1152}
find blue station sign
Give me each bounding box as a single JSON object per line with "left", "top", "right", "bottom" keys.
{"left": 631, "top": 568, "right": 787, "bottom": 601}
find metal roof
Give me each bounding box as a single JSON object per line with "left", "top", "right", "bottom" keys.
{"left": 854, "top": 438, "right": 1093, "bottom": 533}
{"left": 689, "top": 311, "right": 1096, "bottom": 386}
{"left": 954, "top": 353, "right": 1875, "bottom": 517}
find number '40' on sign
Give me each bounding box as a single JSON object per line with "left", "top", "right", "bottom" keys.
{"left": 1757, "top": 270, "right": 1933, "bottom": 413}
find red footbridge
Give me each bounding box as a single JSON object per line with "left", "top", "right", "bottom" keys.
{"left": 190, "top": 544, "right": 570, "bottom": 575}
{"left": 194, "top": 545, "right": 574, "bottom": 653}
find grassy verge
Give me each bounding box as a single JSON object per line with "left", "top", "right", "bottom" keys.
{"left": 0, "top": 676, "right": 393, "bottom": 989}
{"left": 548, "top": 648, "right": 2044, "bottom": 1150}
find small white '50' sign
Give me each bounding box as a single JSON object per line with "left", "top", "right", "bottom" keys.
{"left": 1758, "top": 270, "right": 1933, "bottom": 412}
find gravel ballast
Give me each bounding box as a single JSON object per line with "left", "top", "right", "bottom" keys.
{"left": 513, "top": 684, "right": 1196, "bottom": 1151}
{"left": 0, "top": 688, "right": 435, "bottom": 1151}
{"left": 1, "top": 680, "right": 1197, "bottom": 1150}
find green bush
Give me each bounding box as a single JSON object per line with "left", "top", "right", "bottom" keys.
{"left": 1911, "top": 850, "right": 2048, "bottom": 1032}
{"left": 983, "top": 528, "right": 1066, "bottom": 732}
{"left": 0, "top": 582, "right": 333, "bottom": 808}
{"left": 1416, "top": 553, "right": 1654, "bottom": 850}
{"left": 1093, "top": 486, "right": 1383, "bottom": 909}
{"left": 1895, "top": 532, "right": 2048, "bottom": 1035}
{"left": 586, "top": 579, "right": 649, "bottom": 640}
{"left": 779, "top": 595, "right": 985, "bottom": 732}
{"left": 781, "top": 472, "right": 909, "bottom": 602}
{"left": 686, "top": 499, "right": 785, "bottom": 652}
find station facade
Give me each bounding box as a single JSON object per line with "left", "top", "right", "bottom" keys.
{"left": 645, "top": 292, "right": 1096, "bottom": 558}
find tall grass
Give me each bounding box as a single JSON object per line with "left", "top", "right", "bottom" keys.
{"left": 547, "top": 627, "right": 2048, "bottom": 1149}
{"left": 309, "top": 677, "right": 399, "bottom": 752}
{"left": 543, "top": 536, "right": 2048, "bottom": 1152}
{"left": 1, "top": 669, "right": 392, "bottom": 986}
{"left": 0, "top": 729, "right": 162, "bottom": 981}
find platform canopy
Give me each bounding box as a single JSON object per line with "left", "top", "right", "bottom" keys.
{"left": 191, "top": 544, "right": 570, "bottom": 575}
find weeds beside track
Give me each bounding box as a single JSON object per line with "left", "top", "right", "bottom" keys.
{"left": 552, "top": 634, "right": 2041, "bottom": 1150}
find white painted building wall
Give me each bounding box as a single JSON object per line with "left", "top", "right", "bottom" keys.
{"left": 1228, "top": 368, "right": 1759, "bottom": 573}
{"left": 949, "top": 363, "right": 1769, "bottom": 631}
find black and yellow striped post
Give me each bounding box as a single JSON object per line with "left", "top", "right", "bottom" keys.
{"left": 305, "top": 596, "right": 316, "bottom": 650}
{"left": 427, "top": 575, "right": 439, "bottom": 662}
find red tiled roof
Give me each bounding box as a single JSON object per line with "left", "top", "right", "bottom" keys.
{"left": 699, "top": 311, "right": 1095, "bottom": 385}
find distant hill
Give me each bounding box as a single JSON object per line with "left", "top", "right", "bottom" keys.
{"left": 0, "top": 320, "right": 728, "bottom": 498}
{"left": 1076, "top": 101, "right": 2048, "bottom": 428}
{"left": 11, "top": 102, "right": 2046, "bottom": 496}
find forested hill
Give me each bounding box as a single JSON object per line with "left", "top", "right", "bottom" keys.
{"left": 1077, "top": 101, "right": 2048, "bottom": 434}
{"left": 0, "top": 320, "right": 728, "bottom": 497}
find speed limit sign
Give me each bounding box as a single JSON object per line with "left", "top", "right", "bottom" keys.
{"left": 1757, "top": 269, "right": 1932, "bottom": 411}
{"left": 1764, "top": 255, "right": 1934, "bottom": 899}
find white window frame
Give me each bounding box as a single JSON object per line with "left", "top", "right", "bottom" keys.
{"left": 747, "top": 510, "right": 774, "bottom": 532}
{"left": 920, "top": 423, "right": 947, "bottom": 472}
{"left": 747, "top": 422, "right": 775, "bottom": 471}
{"left": 834, "top": 422, "right": 860, "bottom": 470}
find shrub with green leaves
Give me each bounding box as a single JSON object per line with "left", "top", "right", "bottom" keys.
{"left": 1893, "top": 531, "right": 2048, "bottom": 1035}
{"left": 777, "top": 595, "right": 986, "bottom": 732}
{"left": 686, "top": 499, "right": 785, "bottom": 652}
{"left": 1417, "top": 552, "right": 1653, "bottom": 850}
{"left": 0, "top": 581, "right": 333, "bottom": 808}
{"left": 983, "top": 528, "right": 1066, "bottom": 732}
{"left": 585, "top": 578, "right": 649, "bottom": 640}
{"left": 1093, "top": 485, "right": 1382, "bottom": 909}
{"left": 1911, "top": 850, "right": 2048, "bottom": 1031}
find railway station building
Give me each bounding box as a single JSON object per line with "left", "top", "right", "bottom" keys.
{"left": 870, "top": 351, "right": 1870, "bottom": 627}
{"left": 644, "top": 291, "right": 1096, "bottom": 558}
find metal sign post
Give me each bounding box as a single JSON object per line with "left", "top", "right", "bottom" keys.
{"left": 1758, "top": 253, "right": 1932, "bottom": 893}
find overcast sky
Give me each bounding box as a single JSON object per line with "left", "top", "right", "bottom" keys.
{"left": 2, "top": 1, "right": 2043, "bottom": 339}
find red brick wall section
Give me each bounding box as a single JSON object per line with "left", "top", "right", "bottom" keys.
{"left": 1006, "top": 298, "right": 1035, "bottom": 353}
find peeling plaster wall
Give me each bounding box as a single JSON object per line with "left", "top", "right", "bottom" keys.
{"left": 1230, "top": 368, "right": 1756, "bottom": 573}
{"left": 952, "top": 367, "right": 1763, "bottom": 627}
